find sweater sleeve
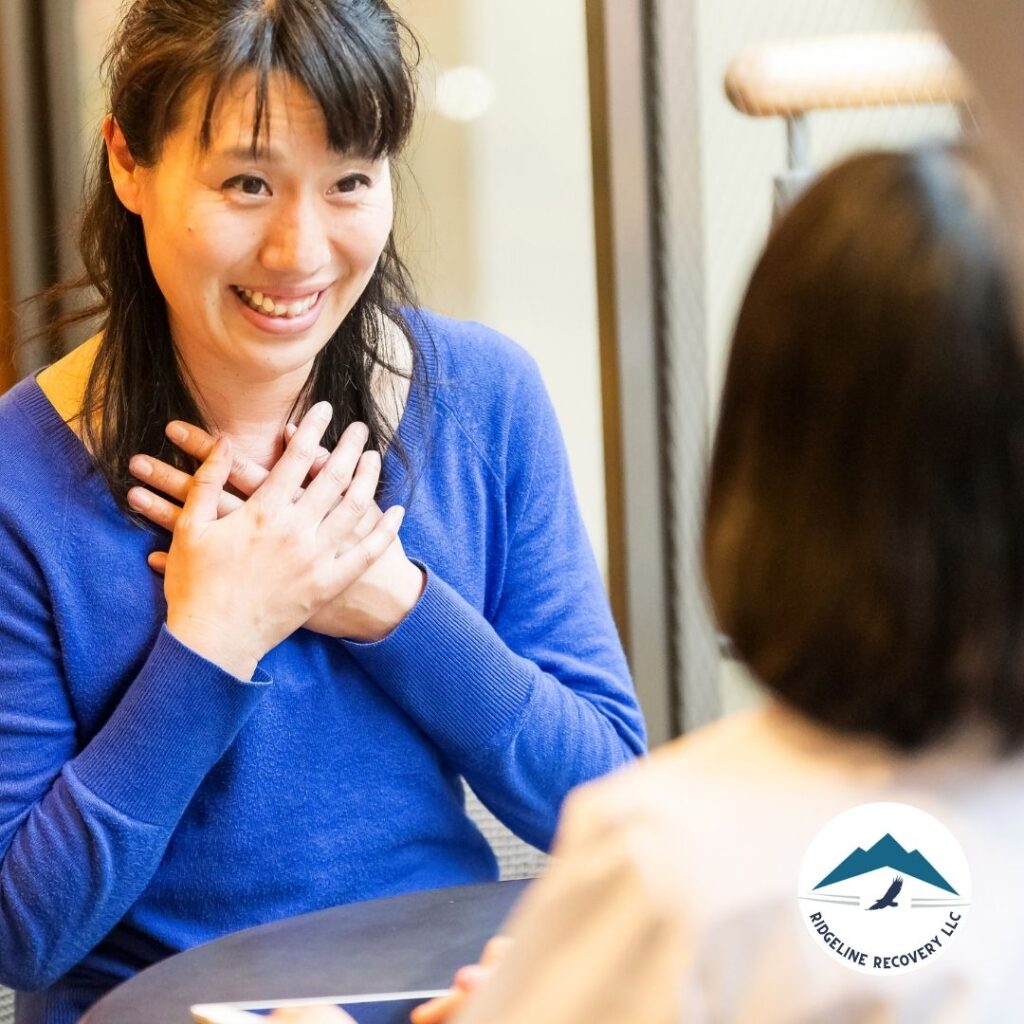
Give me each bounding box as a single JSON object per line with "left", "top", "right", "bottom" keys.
{"left": 0, "top": 510, "right": 270, "bottom": 991}
{"left": 343, "top": 352, "right": 646, "bottom": 850}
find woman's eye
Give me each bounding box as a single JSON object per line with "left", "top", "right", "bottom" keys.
{"left": 225, "top": 175, "right": 270, "bottom": 196}
{"left": 334, "top": 174, "right": 372, "bottom": 194}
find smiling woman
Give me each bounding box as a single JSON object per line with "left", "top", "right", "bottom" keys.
{"left": 0, "top": 2, "right": 645, "bottom": 1022}
{"left": 56, "top": 0, "right": 419, "bottom": 492}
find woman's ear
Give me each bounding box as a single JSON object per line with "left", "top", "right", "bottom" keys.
{"left": 103, "top": 115, "right": 143, "bottom": 214}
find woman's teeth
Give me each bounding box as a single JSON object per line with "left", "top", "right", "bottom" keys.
{"left": 235, "top": 287, "right": 319, "bottom": 318}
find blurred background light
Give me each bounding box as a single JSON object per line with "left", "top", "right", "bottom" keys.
{"left": 432, "top": 65, "right": 496, "bottom": 123}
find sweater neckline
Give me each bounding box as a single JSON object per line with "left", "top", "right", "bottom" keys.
{"left": 18, "top": 357, "right": 428, "bottom": 503}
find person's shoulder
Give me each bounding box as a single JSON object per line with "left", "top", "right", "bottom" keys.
{"left": 572, "top": 708, "right": 769, "bottom": 797}
{"left": 558, "top": 706, "right": 814, "bottom": 850}
{"left": 0, "top": 376, "right": 56, "bottom": 454}
{"left": 403, "top": 308, "right": 551, "bottom": 479}
{"left": 543, "top": 711, "right": 788, "bottom": 942}
{"left": 404, "top": 307, "right": 540, "bottom": 387}
{"left": 0, "top": 375, "right": 79, "bottom": 505}
{"left": 543, "top": 725, "right": 752, "bottom": 922}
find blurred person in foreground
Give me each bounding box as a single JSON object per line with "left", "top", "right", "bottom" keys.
{"left": 402, "top": 143, "right": 1024, "bottom": 1023}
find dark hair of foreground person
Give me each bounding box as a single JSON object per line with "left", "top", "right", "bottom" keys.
{"left": 706, "top": 144, "right": 1024, "bottom": 751}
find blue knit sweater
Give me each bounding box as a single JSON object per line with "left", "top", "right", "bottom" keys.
{"left": 0, "top": 310, "right": 645, "bottom": 1023}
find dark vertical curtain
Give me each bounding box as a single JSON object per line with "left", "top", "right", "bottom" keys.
{"left": 0, "top": 68, "right": 16, "bottom": 393}
{"left": 0, "top": 0, "right": 84, "bottom": 385}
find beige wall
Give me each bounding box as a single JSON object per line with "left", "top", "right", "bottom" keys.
{"left": 396, "top": 2, "right": 608, "bottom": 579}
{"left": 76, "top": 0, "right": 123, "bottom": 137}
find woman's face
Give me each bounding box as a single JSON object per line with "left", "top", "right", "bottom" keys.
{"left": 108, "top": 72, "right": 394, "bottom": 387}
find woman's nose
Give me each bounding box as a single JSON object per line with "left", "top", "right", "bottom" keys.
{"left": 259, "top": 199, "right": 332, "bottom": 276}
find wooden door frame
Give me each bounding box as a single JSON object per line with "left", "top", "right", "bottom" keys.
{"left": 585, "top": 0, "right": 676, "bottom": 743}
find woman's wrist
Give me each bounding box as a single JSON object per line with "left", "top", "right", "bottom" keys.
{"left": 166, "top": 613, "right": 261, "bottom": 679}
{"left": 346, "top": 558, "right": 426, "bottom": 643}
{"left": 390, "top": 557, "right": 427, "bottom": 628}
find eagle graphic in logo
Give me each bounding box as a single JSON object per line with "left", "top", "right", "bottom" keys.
{"left": 867, "top": 875, "right": 903, "bottom": 910}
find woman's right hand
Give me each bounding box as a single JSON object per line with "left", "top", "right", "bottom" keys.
{"left": 136, "top": 402, "right": 403, "bottom": 678}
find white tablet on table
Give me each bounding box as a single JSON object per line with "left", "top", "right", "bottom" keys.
{"left": 191, "top": 990, "right": 449, "bottom": 1024}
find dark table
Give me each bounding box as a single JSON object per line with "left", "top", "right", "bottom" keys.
{"left": 81, "top": 880, "right": 530, "bottom": 1024}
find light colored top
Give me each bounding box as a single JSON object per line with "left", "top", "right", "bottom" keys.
{"left": 456, "top": 703, "right": 1024, "bottom": 1023}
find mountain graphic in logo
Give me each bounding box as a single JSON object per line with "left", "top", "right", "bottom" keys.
{"left": 813, "top": 833, "right": 957, "bottom": 894}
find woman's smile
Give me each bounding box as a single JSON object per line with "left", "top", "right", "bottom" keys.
{"left": 229, "top": 284, "right": 330, "bottom": 333}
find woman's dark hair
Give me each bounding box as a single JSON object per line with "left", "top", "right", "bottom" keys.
{"left": 704, "top": 144, "right": 1024, "bottom": 752}
{"left": 56, "top": 0, "right": 423, "bottom": 506}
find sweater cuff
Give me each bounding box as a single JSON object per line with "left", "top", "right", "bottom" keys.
{"left": 342, "top": 565, "right": 535, "bottom": 759}
{"left": 71, "top": 625, "right": 271, "bottom": 825}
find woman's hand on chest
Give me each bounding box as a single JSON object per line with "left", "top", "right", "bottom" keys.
{"left": 127, "top": 416, "right": 424, "bottom": 651}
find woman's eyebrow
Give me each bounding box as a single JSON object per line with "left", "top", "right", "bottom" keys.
{"left": 209, "top": 145, "right": 374, "bottom": 165}
{"left": 210, "top": 145, "right": 283, "bottom": 163}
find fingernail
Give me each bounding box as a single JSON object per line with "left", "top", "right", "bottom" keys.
{"left": 127, "top": 488, "right": 152, "bottom": 510}
{"left": 129, "top": 455, "right": 152, "bottom": 478}
{"left": 285, "top": 423, "right": 296, "bottom": 438}
{"left": 312, "top": 401, "right": 332, "bottom": 419}
{"left": 166, "top": 422, "right": 187, "bottom": 443}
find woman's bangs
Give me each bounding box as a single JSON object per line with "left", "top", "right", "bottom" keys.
{"left": 281, "top": 7, "right": 414, "bottom": 159}
{"left": 196, "top": 2, "right": 415, "bottom": 159}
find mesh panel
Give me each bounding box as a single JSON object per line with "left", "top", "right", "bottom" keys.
{"left": 651, "top": 0, "right": 722, "bottom": 732}
{"left": 654, "top": 0, "right": 967, "bottom": 728}
{"left": 0, "top": 987, "right": 13, "bottom": 1024}
{"left": 463, "top": 785, "right": 548, "bottom": 881}
{"left": 699, "top": 1, "right": 963, "bottom": 414}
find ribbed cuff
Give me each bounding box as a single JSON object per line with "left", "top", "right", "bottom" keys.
{"left": 71, "top": 626, "right": 271, "bottom": 825}
{"left": 343, "top": 566, "right": 535, "bottom": 759}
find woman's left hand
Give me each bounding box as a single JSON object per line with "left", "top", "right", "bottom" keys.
{"left": 129, "top": 421, "right": 425, "bottom": 642}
